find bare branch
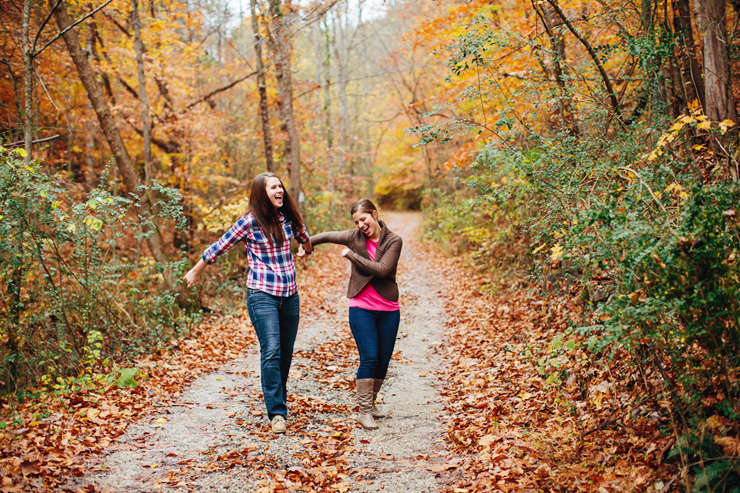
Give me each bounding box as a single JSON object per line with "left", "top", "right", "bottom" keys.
{"left": 6, "top": 134, "right": 62, "bottom": 147}
{"left": 32, "top": 0, "right": 63, "bottom": 54}
{"left": 33, "top": 0, "right": 115, "bottom": 58}
{"left": 545, "top": 0, "right": 620, "bottom": 116}
{"left": 101, "top": 10, "right": 130, "bottom": 37}
{"left": 186, "top": 71, "right": 259, "bottom": 109}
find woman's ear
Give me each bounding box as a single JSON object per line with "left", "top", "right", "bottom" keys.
{"left": 373, "top": 210, "right": 379, "bottom": 221}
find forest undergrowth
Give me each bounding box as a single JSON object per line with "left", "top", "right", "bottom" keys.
{"left": 432, "top": 252, "right": 681, "bottom": 492}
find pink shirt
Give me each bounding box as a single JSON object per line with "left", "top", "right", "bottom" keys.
{"left": 348, "top": 238, "right": 400, "bottom": 311}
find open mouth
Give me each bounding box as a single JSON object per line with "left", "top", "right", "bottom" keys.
{"left": 361, "top": 225, "right": 370, "bottom": 234}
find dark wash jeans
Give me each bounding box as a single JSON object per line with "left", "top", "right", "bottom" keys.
{"left": 246, "top": 288, "right": 300, "bottom": 419}
{"left": 348, "top": 307, "right": 400, "bottom": 380}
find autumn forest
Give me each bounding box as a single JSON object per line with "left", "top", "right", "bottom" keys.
{"left": 2, "top": 0, "right": 740, "bottom": 490}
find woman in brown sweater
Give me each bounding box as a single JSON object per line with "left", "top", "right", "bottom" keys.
{"left": 299, "top": 199, "right": 402, "bottom": 430}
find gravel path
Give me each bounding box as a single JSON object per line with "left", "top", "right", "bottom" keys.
{"left": 71, "top": 212, "right": 449, "bottom": 492}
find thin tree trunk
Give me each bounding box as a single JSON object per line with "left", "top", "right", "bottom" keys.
{"left": 546, "top": 0, "right": 620, "bottom": 117}
{"left": 86, "top": 6, "right": 116, "bottom": 105}
{"left": 251, "top": 0, "right": 275, "bottom": 172}
{"left": 533, "top": 0, "right": 578, "bottom": 135}
{"left": 22, "top": 0, "right": 33, "bottom": 165}
{"left": 51, "top": 0, "right": 172, "bottom": 286}
{"left": 333, "top": 8, "right": 349, "bottom": 177}
{"left": 266, "top": 0, "right": 302, "bottom": 207}
{"left": 132, "top": 0, "right": 152, "bottom": 187}
{"left": 674, "top": 0, "right": 706, "bottom": 110}
{"left": 695, "top": 0, "right": 737, "bottom": 123}
{"left": 321, "top": 16, "right": 333, "bottom": 155}
{"left": 84, "top": 110, "right": 97, "bottom": 188}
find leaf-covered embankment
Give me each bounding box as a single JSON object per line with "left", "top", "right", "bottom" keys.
{"left": 433, "top": 256, "right": 678, "bottom": 492}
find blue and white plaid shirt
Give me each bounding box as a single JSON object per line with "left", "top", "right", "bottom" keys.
{"left": 202, "top": 213, "right": 309, "bottom": 297}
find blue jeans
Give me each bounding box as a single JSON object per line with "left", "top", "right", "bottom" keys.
{"left": 348, "top": 307, "right": 400, "bottom": 380}
{"left": 246, "top": 289, "right": 300, "bottom": 420}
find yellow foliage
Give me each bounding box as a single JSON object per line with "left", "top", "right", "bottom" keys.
{"left": 199, "top": 197, "right": 250, "bottom": 233}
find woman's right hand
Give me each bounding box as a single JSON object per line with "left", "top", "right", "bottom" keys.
{"left": 297, "top": 244, "right": 307, "bottom": 257}
{"left": 184, "top": 268, "right": 200, "bottom": 287}
{"left": 184, "top": 259, "right": 207, "bottom": 287}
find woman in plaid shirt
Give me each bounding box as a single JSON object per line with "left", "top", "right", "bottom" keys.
{"left": 184, "top": 172, "right": 312, "bottom": 434}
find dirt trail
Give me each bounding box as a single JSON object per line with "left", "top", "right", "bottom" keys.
{"left": 71, "top": 212, "right": 449, "bottom": 492}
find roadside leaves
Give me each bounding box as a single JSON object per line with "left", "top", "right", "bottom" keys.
{"left": 430, "top": 254, "right": 676, "bottom": 492}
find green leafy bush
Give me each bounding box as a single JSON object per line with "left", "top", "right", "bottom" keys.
{"left": 417, "top": 10, "right": 740, "bottom": 490}
{"left": 0, "top": 148, "right": 192, "bottom": 392}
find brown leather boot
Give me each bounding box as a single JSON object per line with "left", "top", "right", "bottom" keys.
{"left": 356, "top": 379, "right": 379, "bottom": 430}
{"left": 372, "top": 378, "right": 385, "bottom": 418}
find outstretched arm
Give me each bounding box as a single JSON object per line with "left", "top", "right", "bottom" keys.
{"left": 184, "top": 259, "right": 208, "bottom": 287}
{"left": 188, "top": 216, "right": 252, "bottom": 285}
{"left": 343, "top": 238, "right": 402, "bottom": 278}
{"left": 309, "top": 230, "right": 355, "bottom": 248}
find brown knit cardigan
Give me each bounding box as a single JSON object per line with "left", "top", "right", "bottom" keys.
{"left": 309, "top": 220, "right": 402, "bottom": 302}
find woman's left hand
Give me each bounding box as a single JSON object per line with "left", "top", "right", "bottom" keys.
{"left": 341, "top": 248, "right": 351, "bottom": 257}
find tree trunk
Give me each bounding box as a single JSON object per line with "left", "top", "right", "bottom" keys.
{"left": 321, "top": 16, "right": 333, "bottom": 160}
{"left": 333, "top": 8, "right": 350, "bottom": 177}
{"left": 132, "top": 0, "right": 152, "bottom": 187}
{"left": 534, "top": 0, "right": 578, "bottom": 135}
{"left": 51, "top": 0, "right": 172, "bottom": 285}
{"left": 22, "top": 0, "right": 33, "bottom": 165}
{"left": 250, "top": 0, "right": 275, "bottom": 172}
{"left": 695, "top": 0, "right": 737, "bottom": 123}
{"left": 84, "top": 111, "right": 97, "bottom": 188}
{"left": 266, "top": 0, "right": 302, "bottom": 208}
{"left": 674, "top": 0, "right": 706, "bottom": 110}
{"left": 87, "top": 8, "right": 116, "bottom": 105}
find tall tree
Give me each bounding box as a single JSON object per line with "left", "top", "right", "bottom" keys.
{"left": 251, "top": 0, "right": 275, "bottom": 172}
{"left": 673, "top": 0, "right": 705, "bottom": 110}
{"left": 332, "top": 8, "right": 349, "bottom": 178}
{"left": 51, "top": 0, "right": 172, "bottom": 284}
{"left": 132, "top": 0, "right": 153, "bottom": 187}
{"left": 22, "top": 0, "right": 33, "bottom": 164}
{"left": 532, "top": 0, "right": 578, "bottom": 135}
{"left": 265, "top": 0, "right": 302, "bottom": 206}
{"left": 695, "top": 0, "right": 737, "bottom": 125}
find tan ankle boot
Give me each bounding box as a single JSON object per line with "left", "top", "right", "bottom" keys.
{"left": 356, "top": 379, "right": 379, "bottom": 430}
{"left": 372, "top": 378, "right": 385, "bottom": 418}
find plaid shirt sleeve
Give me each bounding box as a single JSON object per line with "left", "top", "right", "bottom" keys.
{"left": 202, "top": 216, "right": 252, "bottom": 265}
{"left": 293, "top": 222, "right": 310, "bottom": 244}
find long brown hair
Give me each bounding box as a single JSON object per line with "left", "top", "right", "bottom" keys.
{"left": 247, "top": 172, "right": 304, "bottom": 245}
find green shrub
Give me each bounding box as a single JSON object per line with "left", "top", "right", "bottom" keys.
{"left": 0, "top": 148, "right": 191, "bottom": 392}
{"left": 415, "top": 10, "right": 740, "bottom": 489}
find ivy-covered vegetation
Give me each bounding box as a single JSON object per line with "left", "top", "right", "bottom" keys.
{"left": 0, "top": 148, "right": 192, "bottom": 392}
{"left": 419, "top": 6, "right": 740, "bottom": 490}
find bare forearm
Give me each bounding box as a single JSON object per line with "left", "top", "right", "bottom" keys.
{"left": 184, "top": 258, "right": 208, "bottom": 287}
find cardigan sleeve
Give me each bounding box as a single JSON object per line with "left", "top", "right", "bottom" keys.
{"left": 345, "top": 237, "right": 402, "bottom": 278}
{"left": 310, "top": 230, "right": 354, "bottom": 247}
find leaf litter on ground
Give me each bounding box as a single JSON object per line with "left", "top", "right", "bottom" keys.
{"left": 427, "top": 252, "right": 678, "bottom": 492}
{"left": 1, "top": 236, "right": 678, "bottom": 492}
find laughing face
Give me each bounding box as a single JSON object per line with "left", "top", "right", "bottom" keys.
{"left": 265, "top": 176, "right": 284, "bottom": 209}
{"left": 352, "top": 210, "right": 379, "bottom": 241}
